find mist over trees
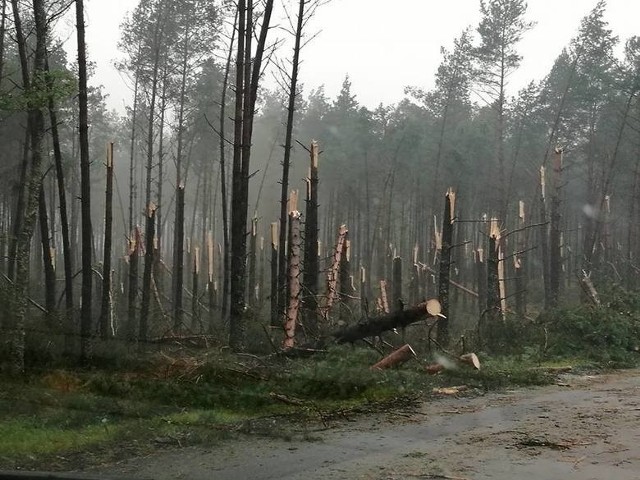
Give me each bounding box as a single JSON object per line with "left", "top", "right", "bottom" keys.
{"left": 1, "top": 0, "right": 639, "bottom": 370}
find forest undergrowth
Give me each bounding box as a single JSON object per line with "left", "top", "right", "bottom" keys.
{"left": 2, "top": 287, "right": 640, "bottom": 471}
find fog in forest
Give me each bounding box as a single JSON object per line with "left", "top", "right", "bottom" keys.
{"left": 0, "top": 0, "right": 639, "bottom": 366}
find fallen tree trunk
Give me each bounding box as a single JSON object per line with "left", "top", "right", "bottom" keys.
{"left": 333, "top": 300, "right": 440, "bottom": 344}
{"left": 370, "top": 344, "right": 416, "bottom": 370}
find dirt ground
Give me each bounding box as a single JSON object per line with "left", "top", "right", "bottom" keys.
{"left": 91, "top": 370, "right": 640, "bottom": 480}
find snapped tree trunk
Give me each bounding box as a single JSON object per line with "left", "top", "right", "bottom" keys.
{"left": 191, "top": 246, "right": 201, "bottom": 332}
{"left": 248, "top": 215, "right": 258, "bottom": 307}
{"left": 339, "top": 235, "right": 353, "bottom": 323}
{"left": 437, "top": 189, "right": 455, "bottom": 345}
{"left": 303, "top": 141, "right": 320, "bottom": 336}
{"left": 548, "top": 148, "right": 563, "bottom": 308}
{"left": 321, "top": 224, "right": 348, "bottom": 320}
{"left": 270, "top": 222, "right": 279, "bottom": 327}
{"left": 283, "top": 211, "right": 301, "bottom": 349}
{"left": 139, "top": 205, "right": 157, "bottom": 343}
{"left": 173, "top": 184, "right": 186, "bottom": 330}
{"left": 99, "top": 143, "right": 114, "bottom": 339}
{"left": 126, "top": 228, "right": 141, "bottom": 342}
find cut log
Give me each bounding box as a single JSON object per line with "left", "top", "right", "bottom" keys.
{"left": 459, "top": 352, "right": 481, "bottom": 370}
{"left": 424, "top": 363, "right": 445, "bottom": 375}
{"left": 333, "top": 299, "right": 441, "bottom": 344}
{"left": 370, "top": 344, "right": 416, "bottom": 370}
{"left": 432, "top": 385, "right": 468, "bottom": 395}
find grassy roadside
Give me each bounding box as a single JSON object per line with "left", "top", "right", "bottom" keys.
{"left": 0, "top": 344, "right": 606, "bottom": 472}
{"left": 4, "top": 289, "right": 640, "bottom": 472}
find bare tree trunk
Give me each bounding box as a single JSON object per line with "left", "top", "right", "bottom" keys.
{"left": 171, "top": 20, "right": 191, "bottom": 331}
{"left": 283, "top": 211, "right": 301, "bottom": 349}
{"left": 126, "top": 228, "right": 140, "bottom": 342}
{"left": 278, "top": 0, "right": 306, "bottom": 328}
{"left": 437, "top": 189, "right": 455, "bottom": 345}
{"left": 76, "top": 0, "right": 94, "bottom": 363}
{"left": 191, "top": 246, "right": 200, "bottom": 332}
{"left": 229, "top": 0, "right": 247, "bottom": 351}
{"left": 218, "top": 10, "right": 237, "bottom": 328}
{"left": 0, "top": 0, "right": 6, "bottom": 87}
{"left": 303, "top": 142, "right": 320, "bottom": 336}
{"left": 339, "top": 235, "right": 354, "bottom": 322}
{"left": 539, "top": 166, "right": 551, "bottom": 309}
{"left": 38, "top": 184, "right": 56, "bottom": 317}
{"left": 270, "top": 222, "right": 279, "bottom": 327}
{"left": 46, "top": 56, "right": 74, "bottom": 343}
{"left": 139, "top": 206, "right": 157, "bottom": 343}
{"left": 7, "top": 0, "right": 47, "bottom": 373}
{"left": 229, "top": 0, "right": 275, "bottom": 351}
{"left": 7, "top": 0, "right": 30, "bottom": 283}
{"left": 548, "top": 148, "right": 563, "bottom": 308}
{"left": 173, "top": 185, "right": 186, "bottom": 330}
{"left": 514, "top": 201, "right": 527, "bottom": 318}
{"left": 99, "top": 143, "right": 114, "bottom": 339}
{"left": 248, "top": 215, "right": 257, "bottom": 307}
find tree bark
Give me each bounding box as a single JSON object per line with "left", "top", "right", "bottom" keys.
{"left": 303, "top": 142, "right": 320, "bottom": 335}
{"left": 76, "top": 0, "right": 93, "bottom": 363}
{"left": 219, "top": 10, "right": 237, "bottom": 327}
{"left": 173, "top": 185, "right": 186, "bottom": 330}
{"left": 278, "top": 0, "right": 306, "bottom": 328}
{"left": 229, "top": 0, "right": 247, "bottom": 351}
{"left": 126, "top": 228, "right": 141, "bottom": 342}
{"left": 548, "top": 148, "right": 563, "bottom": 308}
{"left": 46, "top": 56, "right": 74, "bottom": 342}
{"left": 7, "top": 0, "right": 47, "bottom": 373}
{"left": 38, "top": 184, "right": 56, "bottom": 317}
{"left": 229, "top": 0, "right": 275, "bottom": 351}
{"left": 371, "top": 344, "right": 416, "bottom": 370}
{"left": 333, "top": 301, "right": 437, "bottom": 344}
{"left": 437, "top": 189, "right": 455, "bottom": 345}
{"left": 139, "top": 205, "right": 157, "bottom": 343}
{"left": 99, "top": 143, "right": 114, "bottom": 339}
{"left": 283, "top": 211, "right": 301, "bottom": 349}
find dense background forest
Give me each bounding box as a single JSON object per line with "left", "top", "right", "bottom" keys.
{"left": 0, "top": 0, "right": 639, "bottom": 373}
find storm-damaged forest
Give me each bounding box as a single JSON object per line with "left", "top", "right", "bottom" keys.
{"left": 1, "top": 0, "right": 640, "bottom": 379}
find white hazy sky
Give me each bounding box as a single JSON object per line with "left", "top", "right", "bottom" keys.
{"left": 73, "top": 0, "right": 639, "bottom": 114}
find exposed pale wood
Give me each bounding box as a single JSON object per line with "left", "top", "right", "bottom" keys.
{"left": 380, "top": 279, "right": 389, "bottom": 313}
{"left": 283, "top": 211, "right": 301, "bottom": 349}
{"left": 579, "top": 270, "right": 601, "bottom": 306}
{"left": 460, "top": 352, "right": 481, "bottom": 370}
{"left": 321, "top": 224, "right": 348, "bottom": 319}
{"left": 370, "top": 344, "right": 417, "bottom": 370}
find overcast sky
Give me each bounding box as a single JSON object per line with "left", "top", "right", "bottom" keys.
{"left": 75, "top": 0, "right": 639, "bottom": 114}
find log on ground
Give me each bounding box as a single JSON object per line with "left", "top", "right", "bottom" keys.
{"left": 333, "top": 301, "right": 439, "bottom": 344}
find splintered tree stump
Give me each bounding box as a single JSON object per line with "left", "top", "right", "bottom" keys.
{"left": 370, "top": 344, "right": 416, "bottom": 370}
{"left": 333, "top": 299, "right": 441, "bottom": 344}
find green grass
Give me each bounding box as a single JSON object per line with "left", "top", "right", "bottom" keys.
{"left": 0, "top": 417, "right": 130, "bottom": 457}
{"left": 2, "top": 306, "right": 639, "bottom": 472}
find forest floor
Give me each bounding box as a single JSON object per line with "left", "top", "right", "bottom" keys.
{"left": 89, "top": 369, "right": 640, "bottom": 480}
